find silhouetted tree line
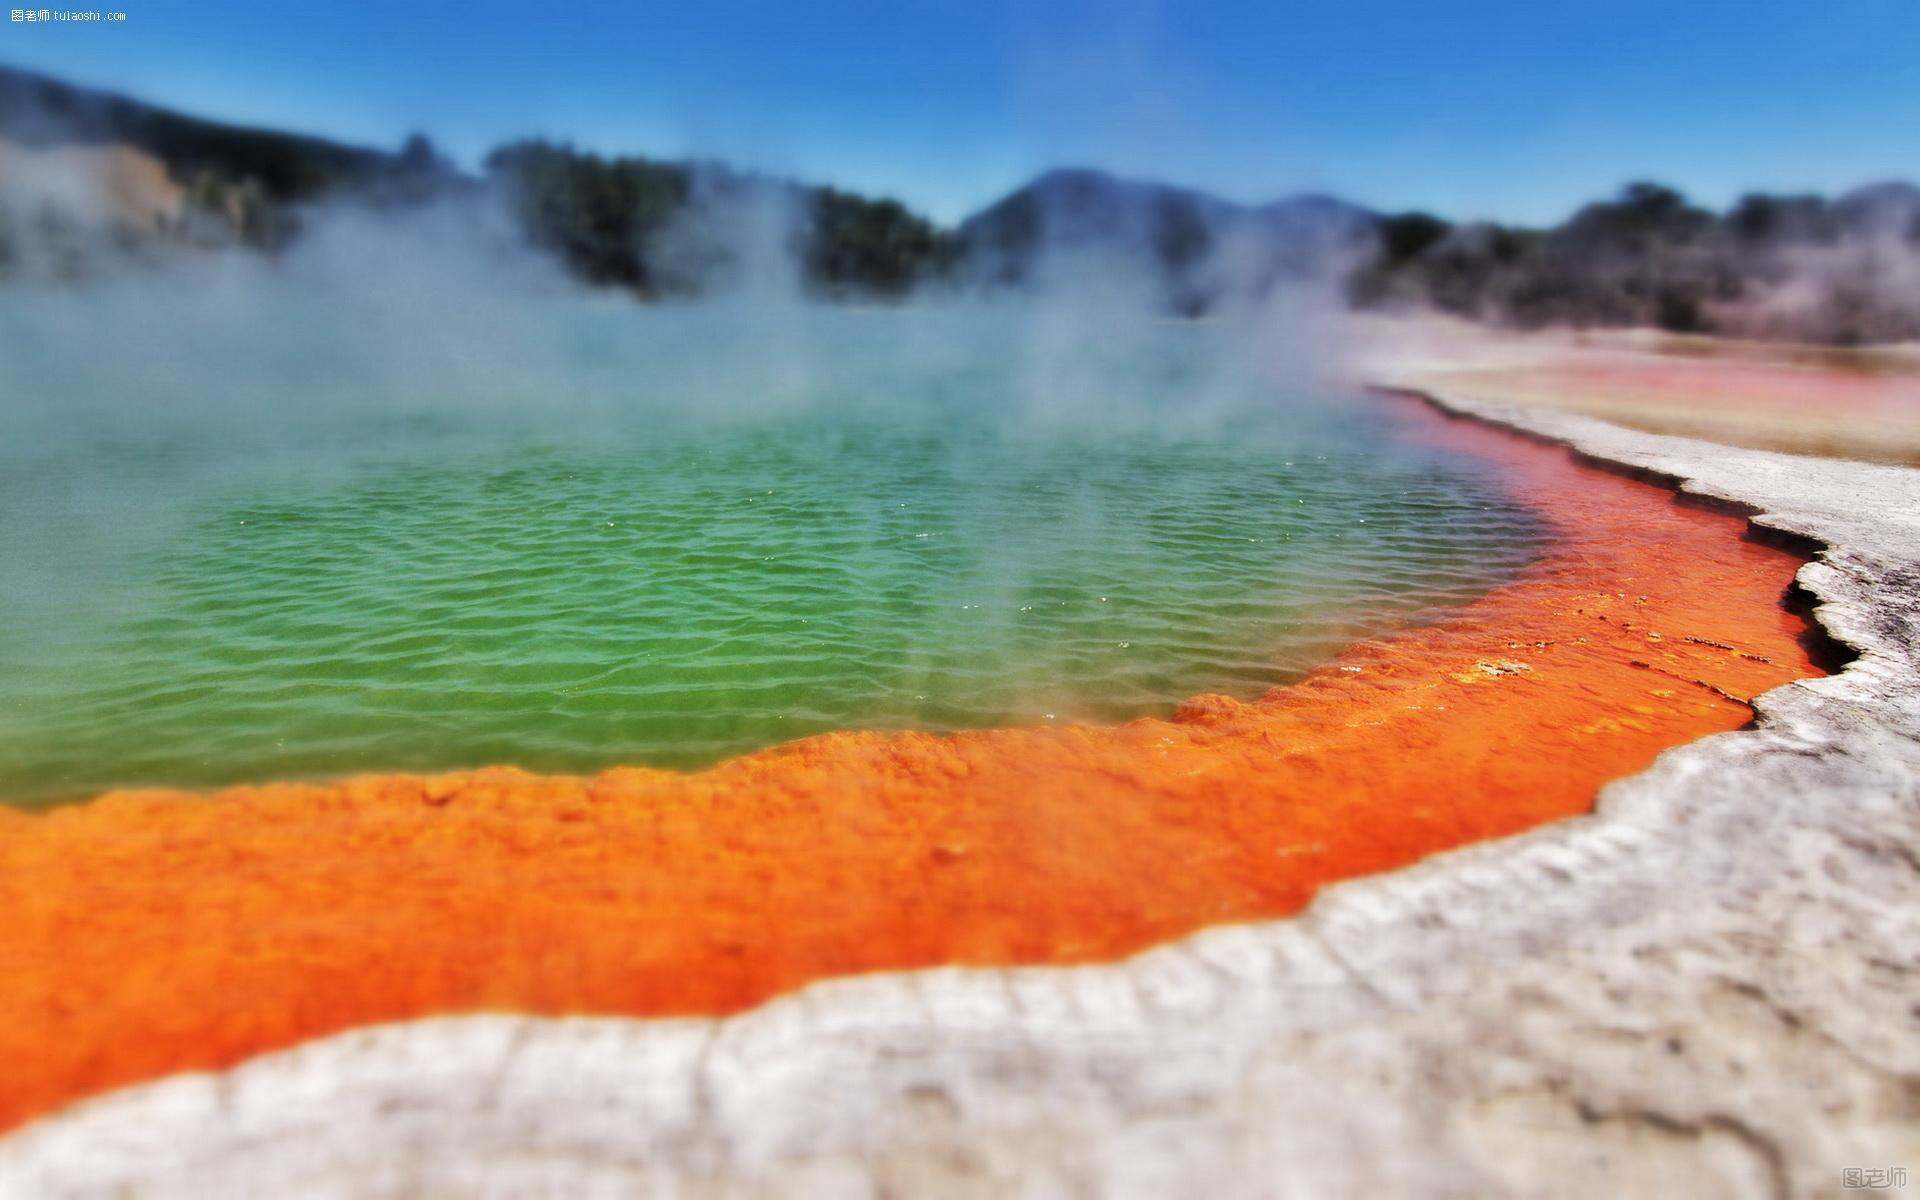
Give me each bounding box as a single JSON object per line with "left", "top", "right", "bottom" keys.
{"left": 483, "top": 141, "right": 953, "bottom": 298}
{"left": 807, "top": 186, "right": 956, "bottom": 295}
{"left": 1352, "top": 181, "right": 1920, "bottom": 344}
{"left": 0, "top": 65, "right": 393, "bottom": 203}
{"left": 483, "top": 141, "right": 690, "bottom": 292}
{"left": 961, "top": 170, "right": 1920, "bottom": 343}
{"left": 0, "top": 65, "right": 458, "bottom": 255}
{"left": 0, "top": 66, "right": 954, "bottom": 296}
{"left": 7, "top": 64, "right": 1920, "bottom": 340}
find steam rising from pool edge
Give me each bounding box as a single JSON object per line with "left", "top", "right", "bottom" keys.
{"left": 0, "top": 158, "right": 1378, "bottom": 452}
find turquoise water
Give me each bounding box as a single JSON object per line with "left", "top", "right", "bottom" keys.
{"left": 0, "top": 304, "right": 1548, "bottom": 804}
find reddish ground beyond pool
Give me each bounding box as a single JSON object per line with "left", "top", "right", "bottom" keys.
{"left": 0, "top": 396, "right": 1822, "bottom": 1132}
{"left": 1429, "top": 351, "right": 1920, "bottom": 464}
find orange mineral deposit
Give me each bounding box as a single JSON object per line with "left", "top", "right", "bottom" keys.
{"left": 0, "top": 396, "right": 1823, "bottom": 1131}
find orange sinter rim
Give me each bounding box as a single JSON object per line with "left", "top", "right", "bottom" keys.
{"left": 0, "top": 395, "right": 1822, "bottom": 1131}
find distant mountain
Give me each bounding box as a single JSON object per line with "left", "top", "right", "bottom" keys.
{"left": 954, "top": 169, "right": 1920, "bottom": 341}
{"left": 955, "top": 167, "right": 1375, "bottom": 313}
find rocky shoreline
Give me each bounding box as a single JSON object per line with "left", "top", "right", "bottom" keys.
{"left": 3, "top": 387, "right": 1916, "bottom": 1199}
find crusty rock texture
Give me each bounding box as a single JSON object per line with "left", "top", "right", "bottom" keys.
{"left": 2, "top": 387, "right": 1917, "bottom": 1199}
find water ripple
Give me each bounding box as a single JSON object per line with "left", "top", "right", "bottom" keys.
{"left": 0, "top": 383, "right": 1549, "bottom": 803}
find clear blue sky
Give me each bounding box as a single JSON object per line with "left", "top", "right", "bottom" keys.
{"left": 5, "top": 0, "right": 1916, "bottom": 224}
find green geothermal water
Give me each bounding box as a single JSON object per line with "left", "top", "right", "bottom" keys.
{"left": 0, "top": 305, "right": 1547, "bottom": 804}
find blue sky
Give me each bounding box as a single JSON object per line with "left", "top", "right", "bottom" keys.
{"left": 5, "top": 0, "right": 1917, "bottom": 224}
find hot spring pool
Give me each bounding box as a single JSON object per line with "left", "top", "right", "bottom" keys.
{"left": 0, "top": 305, "right": 1548, "bottom": 803}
